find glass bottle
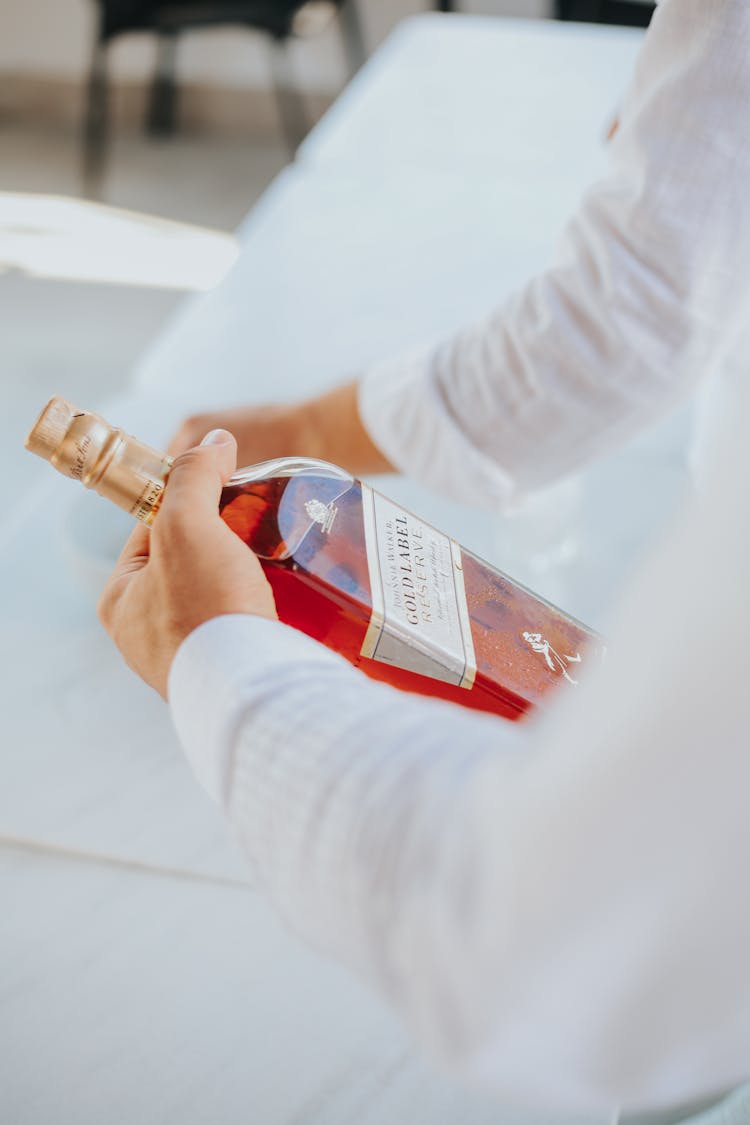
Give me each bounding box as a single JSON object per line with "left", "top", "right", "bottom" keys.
{"left": 26, "top": 397, "right": 604, "bottom": 720}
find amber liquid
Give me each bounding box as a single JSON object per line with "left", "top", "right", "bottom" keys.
{"left": 219, "top": 470, "right": 602, "bottom": 720}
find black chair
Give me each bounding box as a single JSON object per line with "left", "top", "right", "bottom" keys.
{"left": 83, "top": 1, "right": 366, "bottom": 192}
{"left": 554, "top": 0, "right": 655, "bottom": 28}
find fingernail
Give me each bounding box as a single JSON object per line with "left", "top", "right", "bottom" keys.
{"left": 200, "top": 429, "right": 232, "bottom": 446}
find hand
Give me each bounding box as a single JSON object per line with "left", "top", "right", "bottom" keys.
{"left": 168, "top": 402, "right": 318, "bottom": 467}
{"left": 169, "top": 382, "right": 394, "bottom": 479}
{"left": 98, "top": 429, "right": 277, "bottom": 699}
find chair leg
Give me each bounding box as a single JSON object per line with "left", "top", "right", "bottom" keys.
{"left": 338, "top": 0, "right": 367, "bottom": 77}
{"left": 555, "top": 0, "right": 602, "bottom": 18}
{"left": 270, "top": 39, "right": 309, "bottom": 156}
{"left": 147, "top": 32, "right": 179, "bottom": 136}
{"left": 82, "top": 36, "right": 109, "bottom": 198}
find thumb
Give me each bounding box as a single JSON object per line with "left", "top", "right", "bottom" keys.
{"left": 161, "top": 428, "right": 237, "bottom": 524}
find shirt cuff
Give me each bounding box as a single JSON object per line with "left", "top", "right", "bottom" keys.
{"left": 167, "top": 614, "right": 339, "bottom": 805}
{"left": 359, "top": 348, "right": 516, "bottom": 511}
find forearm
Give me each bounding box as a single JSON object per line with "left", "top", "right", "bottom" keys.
{"left": 169, "top": 615, "right": 519, "bottom": 1044}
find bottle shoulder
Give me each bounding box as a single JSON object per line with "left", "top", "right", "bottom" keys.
{"left": 230, "top": 457, "right": 355, "bottom": 487}
{"left": 220, "top": 459, "right": 360, "bottom": 562}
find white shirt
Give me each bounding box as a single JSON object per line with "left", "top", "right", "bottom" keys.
{"left": 358, "top": 0, "right": 750, "bottom": 513}
{"left": 168, "top": 0, "right": 750, "bottom": 1117}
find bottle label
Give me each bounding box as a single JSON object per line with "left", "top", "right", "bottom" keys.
{"left": 360, "top": 485, "right": 476, "bottom": 688}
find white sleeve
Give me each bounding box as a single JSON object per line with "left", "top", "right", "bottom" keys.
{"left": 169, "top": 390, "right": 750, "bottom": 1115}
{"left": 359, "top": 0, "right": 750, "bottom": 510}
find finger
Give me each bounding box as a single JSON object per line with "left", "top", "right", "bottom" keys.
{"left": 119, "top": 520, "right": 150, "bottom": 558}
{"left": 199, "top": 428, "right": 238, "bottom": 483}
{"left": 98, "top": 522, "right": 151, "bottom": 632}
{"left": 160, "top": 429, "right": 238, "bottom": 526}
{"left": 115, "top": 521, "right": 151, "bottom": 569}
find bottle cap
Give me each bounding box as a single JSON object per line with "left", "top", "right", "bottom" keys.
{"left": 25, "top": 396, "right": 77, "bottom": 464}
{"left": 25, "top": 396, "right": 173, "bottom": 524}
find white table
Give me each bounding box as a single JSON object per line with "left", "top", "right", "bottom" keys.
{"left": 299, "top": 14, "right": 643, "bottom": 178}
{"left": 3, "top": 15, "right": 678, "bottom": 1124}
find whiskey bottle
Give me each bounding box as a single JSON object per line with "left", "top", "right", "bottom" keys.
{"left": 26, "top": 397, "right": 604, "bottom": 720}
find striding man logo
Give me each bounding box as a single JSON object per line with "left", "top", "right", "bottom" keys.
{"left": 521, "top": 631, "right": 582, "bottom": 685}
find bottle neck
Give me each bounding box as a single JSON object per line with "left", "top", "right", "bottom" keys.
{"left": 26, "top": 398, "right": 356, "bottom": 527}
{"left": 26, "top": 398, "right": 173, "bottom": 525}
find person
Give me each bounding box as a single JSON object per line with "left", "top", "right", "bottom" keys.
{"left": 98, "top": 0, "right": 750, "bottom": 1120}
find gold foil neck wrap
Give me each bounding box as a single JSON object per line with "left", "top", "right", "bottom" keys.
{"left": 25, "top": 396, "right": 173, "bottom": 525}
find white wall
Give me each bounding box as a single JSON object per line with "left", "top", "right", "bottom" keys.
{"left": 0, "top": 0, "right": 549, "bottom": 93}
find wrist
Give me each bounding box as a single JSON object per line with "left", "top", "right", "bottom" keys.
{"left": 296, "top": 381, "right": 393, "bottom": 476}
{"left": 294, "top": 394, "right": 329, "bottom": 463}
